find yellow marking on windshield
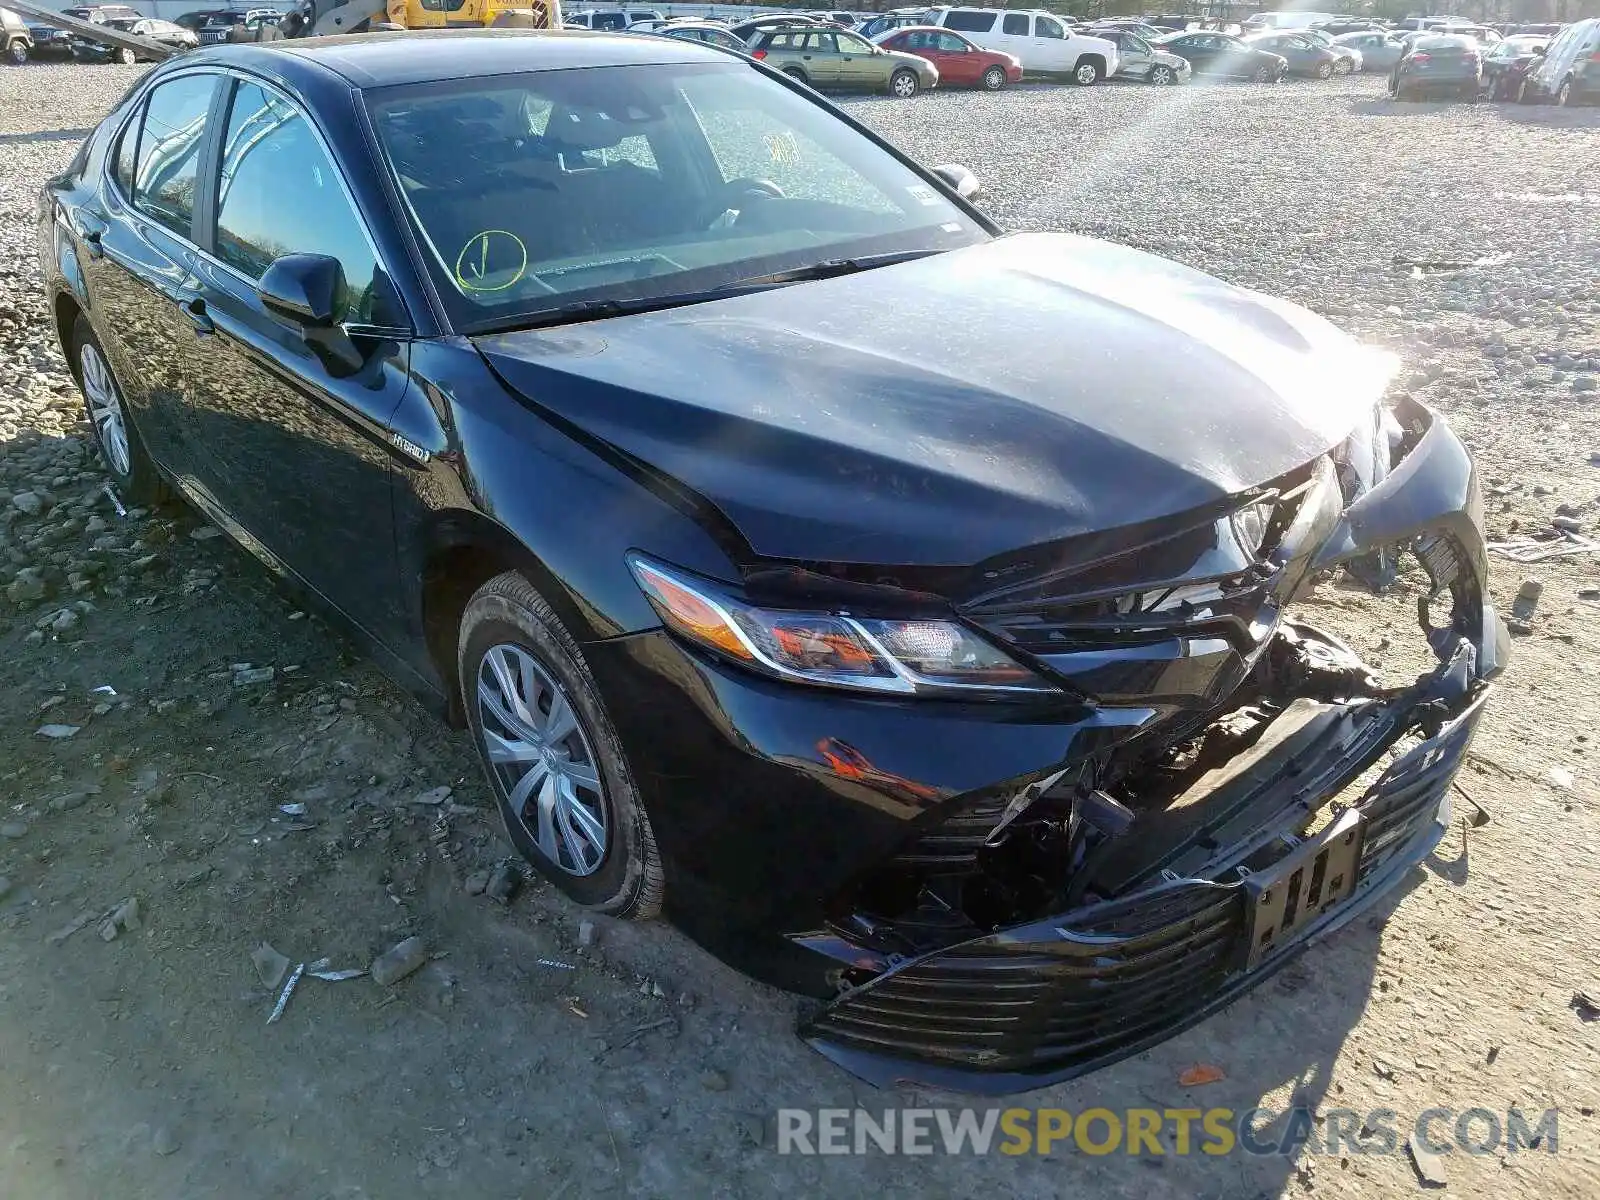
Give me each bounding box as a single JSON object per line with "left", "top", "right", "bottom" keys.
{"left": 454, "top": 229, "right": 528, "bottom": 293}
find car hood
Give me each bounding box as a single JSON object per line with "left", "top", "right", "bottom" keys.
{"left": 473, "top": 231, "right": 1392, "bottom": 566}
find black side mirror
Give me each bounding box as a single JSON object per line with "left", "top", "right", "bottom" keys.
{"left": 257, "top": 253, "right": 365, "bottom": 377}
{"left": 258, "top": 253, "right": 343, "bottom": 327}
{"left": 932, "top": 163, "right": 982, "bottom": 201}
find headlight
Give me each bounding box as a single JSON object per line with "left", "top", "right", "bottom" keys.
{"left": 628, "top": 555, "right": 1059, "bottom": 700}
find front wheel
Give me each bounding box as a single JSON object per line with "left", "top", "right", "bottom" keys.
{"left": 890, "top": 68, "right": 919, "bottom": 98}
{"left": 5, "top": 39, "right": 26, "bottom": 65}
{"left": 1149, "top": 64, "right": 1176, "bottom": 86}
{"left": 981, "top": 64, "right": 1006, "bottom": 91}
{"left": 1556, "top": 78, "right": 1572, "bottom": 106}
{"left": 1072, "top": 60, "right": 1101, "bottom": 85}
{"left": 459, "top": 572, "right": 664, "bottom": 917}
{"left": 72, "top": 316, "right": 167, "bottom": 505}
{"left": 116, "top": 47, "right": 136, "bottom": 65}
{"left": 1315, "top": 60, "right": 1333, "bottom": 80}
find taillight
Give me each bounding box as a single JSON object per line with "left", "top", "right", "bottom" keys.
{"left": 753, "top": 49, "right": 767, "bottom": 59}
{"left": 1410, "top": 52, "right": 1430, "bottom": 63}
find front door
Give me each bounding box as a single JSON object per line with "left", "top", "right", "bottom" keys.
{"left": 1119, "top": 34, "right": 1154, "bottom": 77}
{"left": 834, "top": 31, "right": 879, "bottom": 87}
{"left": 930, "top": 31, "right": 983, "bottom": 85}
{"left": 182, "top": 75, "right": 413, "bottom": 643}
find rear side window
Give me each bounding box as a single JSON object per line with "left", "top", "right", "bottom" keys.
{"left": 943, "top": 11, "right": 996, "bottom": 33}
{"left": 111, "top": 104, "right": 141, "bottom": 198}
{"left": 214, "top": 80, "right": 386, "bottom": 324}
{"left": 1002, "top": 14, "right": 1028, "bottom": 35}
{"left": 132, "top": 73, "right": 217, "bottom": 239}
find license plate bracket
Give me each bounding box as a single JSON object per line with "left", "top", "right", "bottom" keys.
{"left": 1243, "top": 807, "right": 1363, "bottom": 968}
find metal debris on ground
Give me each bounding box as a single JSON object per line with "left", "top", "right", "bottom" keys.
{"left": 1571, "top": 991, "right": 1600, "bottom": 1022}
{"left": 251, "top": 941, "right": 292, "bottom": 990}
{"left": 1488, "top": 531, "right": 1600, "bottom": 562}
{"left": 98, "top": 897, "right": 140, "bottom": 941}
{"left": 409, "top": 785, "right": 453, "bottom": 806}
{"left": 102, "top": 483, "right": 127, "bottom": 517}
{"left": 266, "top": 961, "right": 306, "bottom": 1025}
{"left": 45, "top": 910, "right": 99, "bottom": 946}
{"left": 568, "top": 1000, "right": 589, "bottom": 1019}
{"left": 36, "top": 724, "right": 81, "bottom": 740}
{"left": 278, "top": 802, "right": 307, "bottom": 817}
{"left": 90, "top": 684, "right": 117, "bottom": 697}
{"left": 306, "top": 957, "right": 366, "bottom": 982}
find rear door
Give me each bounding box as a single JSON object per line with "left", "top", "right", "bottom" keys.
{"left": 801, "top": 31, "right": 842, "bottom": 85}
{"left": 182, "top": 74, "right": 413, "bottom": 642}
{"left": 81, "top": 71, "right": 221, "bottom": 477}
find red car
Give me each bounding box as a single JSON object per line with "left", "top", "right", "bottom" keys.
{"left": 873, "top": 26, "right": 1024, "bottom": 90}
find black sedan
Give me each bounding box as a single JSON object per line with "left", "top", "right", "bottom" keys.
{"left": 39, "top": 30, "right": 1504, "bottom": 1094}
{"left": 1155, "top": 30, "right": 1287, "bottom": 81}
{"left": 72, "top": 16, "right": 198, "bottom": 62}
{"left": 1390, "top": 34, "right": 1483, "bottom": 101}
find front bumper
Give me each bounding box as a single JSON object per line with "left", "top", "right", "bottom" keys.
{"left": 588, "top": 403, "right": 1502, "bottom": 1092}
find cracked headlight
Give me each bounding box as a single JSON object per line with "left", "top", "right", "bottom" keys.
{"left": 628, "top": 555, "right": 1060, "bottom": 700}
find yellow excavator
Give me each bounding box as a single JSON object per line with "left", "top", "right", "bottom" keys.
{"left": 281, "top": 0, "right": 562, "bottom": 37}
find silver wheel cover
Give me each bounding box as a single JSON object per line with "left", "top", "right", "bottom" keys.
{"left": 80, "top": 342, "right": 131, "bottom": 477}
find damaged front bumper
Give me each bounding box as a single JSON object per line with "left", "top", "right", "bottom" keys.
{"left": 796, "top": 400, "right": 1506, "bottom": 1093}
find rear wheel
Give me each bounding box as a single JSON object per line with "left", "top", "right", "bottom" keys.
{"left": 1072, "top": 59, "right": 1101, "bottom": 85}
{"left": 1149, "top": 64, "right": 1176, "bottom": 86}
{"left": 890, "top": 68, "right": 919, "bottom": 98}
{"left": 71, "top": 315, "right": 166, "bottom": 505}
{"left": 981, "top": 64, "right": 1006, "bottom": 91}
{"left": 115, "top": 47, "right": 136, "bottom": 65}
{"left": 1556, "top": 77, "right": 1572, "bottom": 106}
{"left": 782, "top": 65, "right": 809, "bottom": 86}
{"left": 459, "top": 572, "right": 664, "bottom": 918}
{"left": 5, "top": 38, "right": 27, "bottom": 65}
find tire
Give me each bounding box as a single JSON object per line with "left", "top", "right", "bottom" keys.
{"left": 1315, "top": 60, "right": 1333, "bottom": 80}
{"left": 5, "top": 39, "right": 27, "bottom": 65}
{"left": 781, "top": 65, "right": 809, "bottom": 86}
{"left": 890, "top": 68, "right": 918, "bottom": 98}
{"left": 459, "top": 571, "right": 664, "bottom": 919}
{"left": 1149, "top": 64, "right": 1175, "bottom": 86}
{"left": 1556, "top": 78, "right": 1572, "bottom": 107}
{"left": 1517, "top": 78, "right": 1535, "bottom": 104}
{"left": 71, "top": 315, "right": 167, "bottom": 506}
{"left": 1072, "top": 58, "right": 1101, "bottom": 85}
{"left": 1252, "top": 64, "right": 1274, "bottom": 83}
{"left": 116, "top": 47, "right": 136, "bottom": 65}
{"left": 981, "top": 64, "right": 1006, "bottom": 91}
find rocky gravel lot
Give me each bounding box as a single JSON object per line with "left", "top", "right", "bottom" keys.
{"left": 2, "top": 61, "right": 1599, "bottom": 1200}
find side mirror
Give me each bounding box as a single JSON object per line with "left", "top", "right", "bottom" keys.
{"left": 932, "top": 163, "right": 982, "bottom": 201}
{"left": 256, "top": 253, "right": 365, "bottom": 377}
{"left": 258, "top": 253, "right": 343, "bottom": 328}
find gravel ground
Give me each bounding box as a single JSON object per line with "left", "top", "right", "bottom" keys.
{"left": 2, "top": 61, "right": 1599, "bottom": 1199}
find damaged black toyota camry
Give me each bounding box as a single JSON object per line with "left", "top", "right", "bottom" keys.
{"left": 39, "top": 30, "right": 1506, "bottom": 1093}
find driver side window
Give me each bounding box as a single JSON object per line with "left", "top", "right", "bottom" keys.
{"left": 1036, "top": 17, "right": 1063, "bottom": 39}
{"left": 214, "top": 80, "right": 388, "bottom": 325}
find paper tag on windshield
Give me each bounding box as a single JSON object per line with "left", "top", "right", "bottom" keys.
{"left": 906, "top": 184, "right": 940, "bottom": 206}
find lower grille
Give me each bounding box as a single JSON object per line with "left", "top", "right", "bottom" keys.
{"left": 805, "top": 692, "right": 1487, "bottom": 1082}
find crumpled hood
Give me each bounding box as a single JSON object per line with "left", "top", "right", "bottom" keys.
{"left": 474, "top": 231, "right": 1392, "bottom": 566}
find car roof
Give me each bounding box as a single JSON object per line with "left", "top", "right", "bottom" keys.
{"left": 1416, "top": 34, "right": 1473, "bottom": 47}
{"left": 205, "top": 28, "right": 723, "bottom": 87}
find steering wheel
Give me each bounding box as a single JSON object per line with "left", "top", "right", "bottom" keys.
{"left": 704, "top": 178, "right": 786, "bottom": 229}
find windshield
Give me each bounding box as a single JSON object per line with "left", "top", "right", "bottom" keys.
{"left": 366, "top": 62, "right": 986, "bottom": 332}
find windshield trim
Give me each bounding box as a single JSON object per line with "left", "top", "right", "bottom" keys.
{"left": 362, "top": 58, "right": 1000, "bottom": 337}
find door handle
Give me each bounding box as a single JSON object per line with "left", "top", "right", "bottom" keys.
{"left": 180, "top": 297, "right": 214, "bottom": 336}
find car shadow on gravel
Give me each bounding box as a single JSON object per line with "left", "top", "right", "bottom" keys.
{"left": 1347, "top": 96, "right": 1600, "bottom": 128}
{"left": 0, "top": 128, "right": 95, "bottom": 145}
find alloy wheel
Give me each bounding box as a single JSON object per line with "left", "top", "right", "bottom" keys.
{"left": 79, "top": 341, "right": 130, "bottom": 477}
{"left": 476, "top": 643, "right": 608, "bottom": 876}
{"left": 891, "top": 70, "right": 917, "bottom": 98}
{"left": 1557, "top": 79, "right": 1571, "bottom": 106}
{"left": 1151, "top": 65, "right": 1174, "bottom": 85}
{"left": 1075, "top": 63, "right": 1098, "bottom": 85}
{"left": 982, "top": 66, "right": 1005, "bottom": 90}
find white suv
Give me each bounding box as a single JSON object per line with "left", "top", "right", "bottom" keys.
{"left": 931, "top": 7, "right": 1119, "bottom": 82}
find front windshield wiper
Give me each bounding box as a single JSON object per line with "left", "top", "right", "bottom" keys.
{"left": 486, "top": 250, "right": 947, "bottom": 334}
{"left": 724, "top": 249, "right": 944, "bottom": 289}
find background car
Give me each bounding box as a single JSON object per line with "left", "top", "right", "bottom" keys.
{"left": 1, "top": 5, "right": 31, "bottom": 63}
{"left": 1389, "top": 34, "right": 1482, "bottom": 101}
{"left": 72, "top": 16, "right": 197, "bottom": 62}
{"left": 653, "top": 20, "right": 748, "bottom": 54}
{"left": 931, "top": 8, "right": 1119, "bottom": 84}
{"left": 1090, "top": 26, "right": 1191, "bottom": 84}
{"left": 729, "top": 14, "right": 820, "bottom": 43}
{"left": 750, "top": 24, "right": 937, "bottom": 96}
{"left": 1332, "top": 29, "right": 1405, "bottom": 72}
{"left": 1156, "top": 30, "right": 1287, "bottom": 82}
{"left": 1244, "top": 31, "right": 1341, "bottom": 78}
{"left": 856, "top": 13, "right": 924, "bottom": 40}
{"left": 196, "top": 8, "right": 282, "bottom": 44}
{"left": 872, "top": 26, "right": 1021, "bottom": 91}
{"left": 1481, "top": 34, "right": 1548, "bottom": 100}
{"left": 1520, "top": 16, "right": 1600, "bottom": 105}
{"left": 1300, "top": 27, "right": 1361, "bottom": 73}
